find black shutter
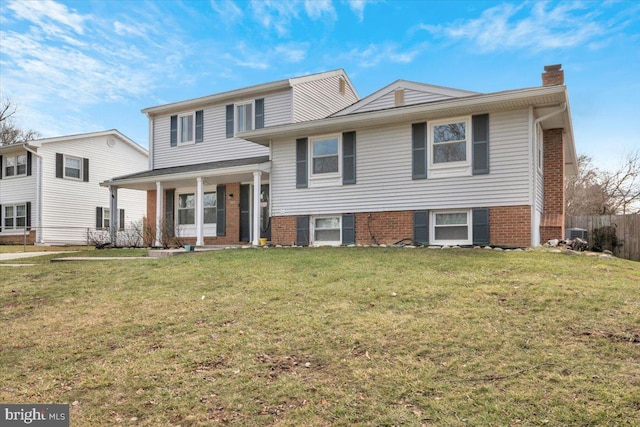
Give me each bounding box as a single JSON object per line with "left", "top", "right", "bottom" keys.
{"left": 56, "top": 153, "right": 63, "bottom": 178}
{"left": 0, "top": 204, "right": 2, "bottom": 231}
{"left": 170, "top": 115, "right": 178, "bottom": 147}
{"left": 342, "top": 131, "right": 356, "bottom": 185}
{"left": 296, "top": 216, "right": 309, "bottom": 246}
{"left": 27, "top": 152, "right": 32, "bottom": 176}
{"left": 96, "top": 207, "right": 102, "bottom": 229}
{"left": 472, "top": 208, "right": 490, "bottom": 246}
{"left": 216, "top": 185, "right": 226, "bottom": 236}
{"left": 296, "top": 138, "right": 308, "bottom": 188}
{"left": 225, "top": 104, "right": 234, "bottom": 138}
{"left": 195, "top": 110, "right": 204, "bottom": 143}
{"left": 414, "top": 210, "right": 429, "bottom": 245}
{"left": 83, "top": 158, "right": 89, "bottom": 182}
{"left": 255, "top": 98, "right": 264, "bottom": 129}
{"left": 412, "top": 122, "right": 427, "bottom": 179}
{"left": 472, "top": 114, "right": 489, "bottom": 175}
{"left": 26, "top": 202, "right": 31, "bottom": 230}
{"left": 0, "top": 155, "right": 2, "bottom": 179}
{"left": 165, "top": 189, "right": 175, "bottom": 238}
{"left": 342, "top": 213, "right": 355, "bottom": 245}
{"left": 119, "top": 209, "right": 125, "bottom": 230}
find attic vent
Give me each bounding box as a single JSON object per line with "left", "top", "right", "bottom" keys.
{"left": 394, "top": 89, "right": 405, "bottom": 107}
{"left": 339, "top": 78, "right": 346, "bottom": 95}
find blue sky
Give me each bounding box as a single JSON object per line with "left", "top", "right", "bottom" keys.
{"left": 1, "top": 0, "right": 639, "bottom": 170}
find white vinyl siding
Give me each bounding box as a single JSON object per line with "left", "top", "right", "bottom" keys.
{"left": 36, "top": 134, "right": 148, "bottom": 244}
{"left": 292, "top": 74, "right": 358, "bottom": 123}
{"left": 152, "top": 90, "right": 293, "bottom": 169}
{"left": 271, "top": 109, "right": 531, "bottom": 216}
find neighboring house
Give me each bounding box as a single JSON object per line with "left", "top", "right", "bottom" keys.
{"left": 0, "top": 130, "right": 148, "bottom": 245}
{"left": 102, "top": 69, "right": 358, "bottom": 246}
{"left": 105, "top": 65, "right": 577, "bottom": 248}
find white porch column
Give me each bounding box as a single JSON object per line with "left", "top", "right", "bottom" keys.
{"left": 196, "top": 177, "right": 204, "bottom": 246}
{"left": 109, "top": 186, "right": 118, "bottom": 245}
{"left": 155, "top": 181, "right": 163, "bottom": 247}
{"left": 252, "top": 171, "right": 261, "bottom": 245}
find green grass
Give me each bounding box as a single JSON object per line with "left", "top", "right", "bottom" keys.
{"left": 1, "top": 248, "right": 639, "bottom": 426}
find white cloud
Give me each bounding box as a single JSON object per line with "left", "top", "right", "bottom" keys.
{"left": 305, "top": 0, "right": 335, "bottom": 19}
{"left": 346, "top": 0, "right": 367, "bottom": 21}
{"left": 342, "top": 42, "right": 421, "bottom": 68}
{"left": 418, "top": 2, "right": 607, "bottom": 52}
{"left": 210, "top": 0, "right": 243, "bottom": 22}
{"left": 223, "top": 41, "right": 309, "bottom": 69}
{"left": 7, "top": 0, "right": 87, "bottom": 34}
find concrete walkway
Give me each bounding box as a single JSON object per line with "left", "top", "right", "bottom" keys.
{"left": 0, "top": 251, "right": 70, "bottom": 261}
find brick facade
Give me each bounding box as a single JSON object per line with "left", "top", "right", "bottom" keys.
{"left": 271, "top": 205, "right": 531, "bottom": 247}
{"left": 145, "top": 182, "right": 245, "bottom": 246}
{"left": 541, "top": 128, "right": 565, "bottom": 242}
{"left": 0, "top": 230, "right": 36, "bottom": 245}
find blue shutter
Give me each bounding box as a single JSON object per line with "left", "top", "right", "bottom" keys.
{"left": 255, "top": 98, "right": 264, "bottom": 129}
{"left": 225, "top": 104, "right": 234, "bottom": 138}
{"left": 296, "top": 216, "right": 309, "bottom": 246}
{"left": 342, "top": 131, "right": 356, "bottom": 185}
{"left": 412, "top": 122, "right": 427, "bottom": 179}
{"left": 26, "top": 202, "right": 31, "bottom": 230}
{"left": 216, "top": 185, "right": 226, "bottom": 236}
{"left": 342, "top": 213, "right": 355, "bottom": 245}
{"left": 27, "top": 152, "right": 32, "bottom": 176}
{"left": 472, "top": 208, "right": 490, "bottom": 245}
{"left": 170, "top": 115, "right": 178, "bottom": 147}
{"left": 414, "top": 210, "right": 429, "bottom": 245}
{"left": 165, "top": 189, "right": 175, "bottom": 238}
{"left": 96, "top": 207, "right": 102, "bottom": 229}
{"left": 119, "top": 209, "right": 125, "bottom": 231}
{"left": 195, "top": 110, "right": 204, "bottom": 143}
{"left": 55, "top": 153, "right": 63, "bottom": 178}
{"left": 83, "top": 158, "right": 89, "bottom": 182}
{"left": 472, "top": 114, "right": 489, "bottom": 175}
{"left": 296, "top": 138, "right": 308, "bottom": 188}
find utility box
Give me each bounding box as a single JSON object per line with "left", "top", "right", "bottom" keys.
{"left": 566, "top": 228, "right": 588, "bottom": 241}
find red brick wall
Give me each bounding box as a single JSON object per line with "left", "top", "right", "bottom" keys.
{"left": 489, "top": 206, "right": 531, "bottom": 247}
{"left": 541, "top": 128, "right": 565, "bottom": 241}
{"left": 0, "top": 230, "right": 36, "bottom": 245}
{"left": 271, "top": 205, "right": 531, "bottom": 247}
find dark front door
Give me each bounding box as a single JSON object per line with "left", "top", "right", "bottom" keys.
{"left": 240, "top": 184, "right": 251, "bottom": 242}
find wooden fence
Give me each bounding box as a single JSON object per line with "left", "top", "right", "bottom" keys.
{"left": 566, "top": 215, "right": 640, "bottom": 262}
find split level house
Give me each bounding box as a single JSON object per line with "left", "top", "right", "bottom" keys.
{"left": 103, "top": 65, "right": 577, "bottom": 248}
{"left": 0, "top": 130, "right": 148, "bottom": 245}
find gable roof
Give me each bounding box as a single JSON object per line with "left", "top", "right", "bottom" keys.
{"left": 141, "top": 69, "right": 357, "bottom": 117}
{"left": 332, "top": 79, "right": 478, "bottom": 117}
{"left": 30, "top": 129, "right": 148, "bottom": 156}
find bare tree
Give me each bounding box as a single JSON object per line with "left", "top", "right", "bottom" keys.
{"left": 0, "top": 96, "right": 40, "bottom": 145}
{"left": 566, "top": 153, "right": 640, "bottom": 215}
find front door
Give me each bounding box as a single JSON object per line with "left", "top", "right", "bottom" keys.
{"left": 239, "top": 184, "right": 251, "bottom": 242}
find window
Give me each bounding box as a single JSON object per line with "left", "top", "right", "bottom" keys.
{"left": 433, "top": 121, "right": 467, "bottom": 164}
{"left": 65, "top": 156, "right": 82, "bottom": 179}
{"left": 102, "top": 207, "right": 110, "bottom": 229}
{"left": 179, "top": 113, "right": 194, "bottom": 144}
{"left": 313, "top": 216, "right": 341, "bottom": 246}
{"left": 311, "top": 135, "right": 340, "bottom": 175}
{"left": 16, "top": 154, "right": 27, "bottom": 175}
{"left": 203, "top": 192, "right": 217, "bottom": 224}
{"left": 431, "top": 210, "right": 471, "bottom": 245}
{"left": 236, "top": 102, "right": 254, "bottom": 133}
{"left": 4, "top": 156, "right": 15, "bottom": 177}
{"left": 3, "top": 204, "right": 26, "bottom": 230}
{"left": 178, "top": 193, "right": 195, "bottom": 225}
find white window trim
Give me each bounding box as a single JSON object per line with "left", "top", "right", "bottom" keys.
{"left": 308, "top": 133, "right": 342, "bottom": 187}
{"left": 178, "top": 111, "right": 196, "bottom": 146}
{"left": 64, "top": 155, "right": 83, "bottom": 181}
{"left": 311, "top": 215, "right": 342, "bottom": 247}
{"left": 2, "top": 203, "right": 27, "bottom": 232}
{"left": 235, "top": 100, "right": 255, "bottom": 135}
{"left": 3, "top": 155, "right": 27, "bottom": 179}
{"left": 175, "top": 190, "right": 218, "bottom": 236}
{"left": 430, "top": 209, "right": 472, "bottom": 246}
{"left": 99, "top": 207, "right": 110, "bottom": 230}
{"left": 428, "top": 116, "right": 472, "bottom": 179}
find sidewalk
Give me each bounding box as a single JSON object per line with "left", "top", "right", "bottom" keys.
{"left": 0, "top": 252, "right": 70, "bottom": 261}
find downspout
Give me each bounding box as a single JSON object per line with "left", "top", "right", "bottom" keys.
{"left": 531, "top": 102, "right": 567, "bottom": 246}
{"left": 24, "top": 146, "right": 43, "bottom": 244}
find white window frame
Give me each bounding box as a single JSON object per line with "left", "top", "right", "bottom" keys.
{"left": 308, "top": 134, "right": 342, "bottom": 188}
{"left": 99, "top": 207, "right": 110, "bottom": 229}
{"left": 177, "top": 192, "right": 196, "bottom": 225}
{"left": 428, "top": 116, "right": 472, "bottom": 178}
{"left": 16, "top": 154, "right": 27, "bottom": 176}
{"left": 4, "top": 155, "right": 16, "bottom": 178}
{"left": 311, "top": 215, "right": 342, "bottom": 246}
{"left": 203, "top": 191, "right": 217, "bottom": 225}
{"left": 64, "top": 155, "right": 82, "bottom": 180}
{"left": 235, "top": 101, "right": 255, "bottom": 135}
{"left": 3, "top": 203, "right": 27, "bottom": 231}
{"left": 178, "top": 111, "right": 195, "bottom": 145}
{"left": 430, "top": 209, "right": 472, "bottom": 246}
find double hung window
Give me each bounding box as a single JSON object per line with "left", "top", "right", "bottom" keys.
{"left": 431, "top": 210, "right": 472, "bottom": 245}
{"left": 311, "top": 136, "right": 339, "bottom": 175}
{"left": 313, "top": 216, "right": 341, "bottom": 245}
{"left": 236, "top": 102, "right": 254, "bottom": 133}
{"left": 177, "top": 192, "right": 217, "bottom": 225}
{"left": 179, "top": 113, "right": 194, "bottom": 144}
{"left": 3, "top": 204, "right": 26, "bottom": 230}
{"left": 65, "top": 156, "right": 82, "bottom": 179}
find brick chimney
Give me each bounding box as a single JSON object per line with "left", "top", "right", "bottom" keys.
{"left": 542, "top": 64, "right": 564, "bottom": 86}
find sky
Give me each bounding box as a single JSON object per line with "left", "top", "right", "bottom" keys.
{"left": 1, "top": 0, "right": 639, "bottom": 171}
